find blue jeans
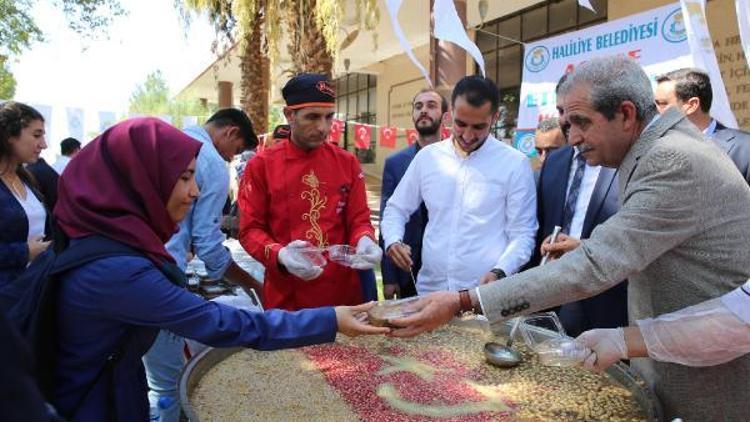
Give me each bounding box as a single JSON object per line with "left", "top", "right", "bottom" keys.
{"left": 143, "top": 330, "right": 185, "bottom": 422}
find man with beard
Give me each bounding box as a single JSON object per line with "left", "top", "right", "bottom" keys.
{"left": 381, "top": 76, "right": 537, "bottom": 294}
{"left": 379, "top": 89, "right": 448, "bottom": 298}
{"left": 238, "top": 73, "right": 381, "bottom": 310}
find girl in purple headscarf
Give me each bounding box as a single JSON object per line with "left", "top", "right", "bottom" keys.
{"left": 51, "top": 118, "right": 388, "bottom": 421}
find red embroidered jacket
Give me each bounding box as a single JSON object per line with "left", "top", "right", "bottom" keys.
{"left": 239, "top": 140, "right": 375, "bottom": 310}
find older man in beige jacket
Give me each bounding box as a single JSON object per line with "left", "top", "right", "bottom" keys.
{"left": 390, "top": 56, "right": 750, "bottom": 421}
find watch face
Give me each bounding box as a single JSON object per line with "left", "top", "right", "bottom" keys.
{"left": 492, "top": 269, "right": 506, "bottom": 279}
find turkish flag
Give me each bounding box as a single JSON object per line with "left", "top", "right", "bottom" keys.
{"left": 441, "top": 125, "right": 452, "bottom": 140}
{"left": 379, "top": 126, "right": 397, "bottom": 148}
{"left": 329, "top": 118, "right": 344, "bottom": 145}
{"left": 405, "top": 129, "right": 419, "bottom": 146}
{"left": 354, "top": 124, "right": 371, "bottom": 149}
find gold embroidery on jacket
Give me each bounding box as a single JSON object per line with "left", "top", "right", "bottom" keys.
{"left": 301, "top": 170, "right": 328, "bottom": 247}
{"left": 264, "top": 243, "right": 280, "bottom": 259}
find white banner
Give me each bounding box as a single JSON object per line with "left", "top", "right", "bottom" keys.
{"left": 680, "top": 0, "right": 738, "bottom": 128}
{"left": 735, "top": 0, "right": 750, "bottom": 71}
{"left": 66, "top": 107, "right": 84, "bottom": 140}
{"left": 98, "top": 111, "right": 117, "bottom": 132}
{"left": 433, "top": 0, "right": 485, "bottom": 77}
{"left": 515, "top": 3, "right": 698, "bottom": 155}
{"left": 385, "top": 0, "right": 431, "bottom": 86}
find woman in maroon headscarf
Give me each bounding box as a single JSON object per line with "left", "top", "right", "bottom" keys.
{"left": 51, "top": 118, "right": 387, "bottom": 421}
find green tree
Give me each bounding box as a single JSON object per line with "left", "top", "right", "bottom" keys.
{"left": 1, "top": 0, "right": 125, "bottom": 57}
{"left": 129, "top": 70, "right": 209, "bottom": 128}
{"left": 0, "top": 57, "right": 17, "bottom": 99}
{"left": 129, "top": 70, "right": 171, "bottom": 115}
{"left": 0, "top": 0, "right": 125, "bottom": 98}
{"left": 179, "top": 0, "right": 379, "bottom": 133}
{"left": 267, "top": 106, "right": 285, "bottom": 133}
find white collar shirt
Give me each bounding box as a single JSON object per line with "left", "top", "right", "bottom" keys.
{"left": 703, "top": 118, "right": 717, "bottom": 136}
{"left": 381, "top": 136, "right": 538, "bottom": 294}
{"left": 565, "top": 149, "right": 602, "bottom": 239}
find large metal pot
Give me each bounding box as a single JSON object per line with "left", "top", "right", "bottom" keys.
{"left": 179, "top": 324, "right": 663, "bottom": 421}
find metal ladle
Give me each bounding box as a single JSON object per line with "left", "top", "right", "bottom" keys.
{"left": 484, "top": 317, "right": 523, "bottom": 368}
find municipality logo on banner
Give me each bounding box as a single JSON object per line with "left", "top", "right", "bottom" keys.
{"left": 513, "top": 130, "right": 537, "bottom": 158}
{"left": 662, "top": 8, "right": 688, "bottom": 43}
{"left": 525, "top": 46, "right": 550, "bottom": 73}
{"left": 517, "top": 3, "right": 692, "bottom": 135}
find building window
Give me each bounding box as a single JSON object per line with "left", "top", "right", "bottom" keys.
{"left": 334, "top": 73, "right": 377, "bottom": 163}
{"left": 476, "top": 0, "right": 608, "bottom": 140}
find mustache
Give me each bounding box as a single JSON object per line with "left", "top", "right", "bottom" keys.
{"left": 576, "top": 145, "right": 593, "bottom": 154}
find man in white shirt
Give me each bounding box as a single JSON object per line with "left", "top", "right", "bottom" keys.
{"left": 52, "top": 137, "right": 81, "bottom": 175}
{"left": 654, "top": 68, "right": 750, "bottom": 184}
{"left": 381, "top": 75, "right": 537, "bottom": 294}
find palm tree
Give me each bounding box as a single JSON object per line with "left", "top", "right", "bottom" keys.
{"left": 285, "top": 0, "right": 333, "bottom": 75}
{"left": 180, "top": 0, "right": 378, "bottom": 132}
{"left": 239, "top": 4, "right": 271, "bottom": 135}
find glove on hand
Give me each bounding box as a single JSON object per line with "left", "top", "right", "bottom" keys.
{"left": 575, "top": 328, "right": 628, "bottom": 372}
{"left": 351, "top": 236, "right": 382, "bottom": 270}
{"left": 278, "top": 240, "right": 324, "bottom": 281}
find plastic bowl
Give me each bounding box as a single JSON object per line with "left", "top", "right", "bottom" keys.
{"left": 293, "top": 246, "right": 327, "bottom": 267}
{"left": 367, "top": 297, "right": 421, "bottom": 327}
{"left": 534, "top": 338, "right": 589, "bottom": 367}
{"left": 326, "top": 245, "right": 368, "bottom": 267}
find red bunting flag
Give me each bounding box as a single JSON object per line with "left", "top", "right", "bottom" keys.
{"left": 405, "top": 129, "right": 419, "bottom": 146}
{"left": 329, "top": 118, "right": 344, "bottom": 145}
{"left": 379, "top": 126, "right": 397, "bottom": 148}
{"left": 441, "top": 125, "right": 452, "bottom": 140}
{"left": 354, "top": 123, "right": 371, "bottom": 149}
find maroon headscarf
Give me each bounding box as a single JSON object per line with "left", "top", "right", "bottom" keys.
{"left": 54, "top": 117, "right": 202, "bottom": 263}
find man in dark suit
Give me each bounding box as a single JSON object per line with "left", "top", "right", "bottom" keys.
{"left": 530, "top": 74, "right": 627, "bottom": 336}
{"left": 379, "top": 88, "right": 447, "bottom": 299}
{"left": 655, "top": 67, "right": 750, "bottom": 184}
{"left": 534, "top": 117, "right": 566, "bottom": 165}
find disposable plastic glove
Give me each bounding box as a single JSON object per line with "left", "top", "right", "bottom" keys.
{"left": 575, "top": 327, "right": 628, "bottom": 372}
{"left": 277, "top": 240, "right": 323, "bottom": 281}
{"left": 637, "top": 296, "right": 750, "bottom": 367}
{"left": 351, "top": 236, "right": 382, "bottom": 270}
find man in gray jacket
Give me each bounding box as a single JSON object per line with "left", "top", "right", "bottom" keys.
{"left": 390, "top": 56, "right": 750, "bottom": 421}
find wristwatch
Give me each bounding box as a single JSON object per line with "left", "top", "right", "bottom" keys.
{"left": 490, "top": 268, "right": 507, "bottom": 280}
{"left": 458, "top": 289, "right": 482, "bottom": 315}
